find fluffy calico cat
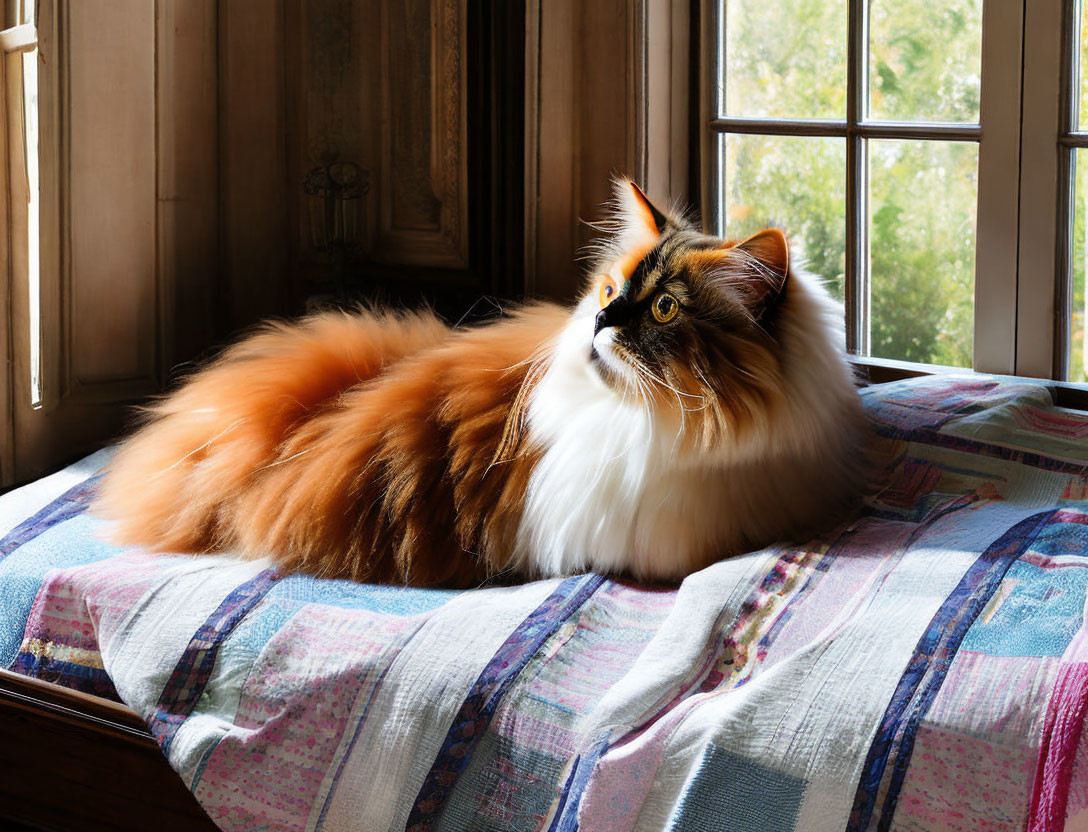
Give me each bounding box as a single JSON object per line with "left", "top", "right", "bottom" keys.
{"left": 94, "top": 179, "right": 867, "bottom": 587}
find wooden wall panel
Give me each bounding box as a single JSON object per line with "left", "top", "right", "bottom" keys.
{"left": 527, "top": 0, "right": 577, "bottom": 299}
{"left": 375, "top": 0, "right": 468, "bottom": 268}
{"left": 645, "top": 0, "right": 691, "bottom": 204}
{"left": 157, "top": 0, "right": 219, "bottom": 371}
{"left": 0, "top": 47, "right": 15, "bottom": 484}
{"left": 529, "top": 0, "right": 638, "bottom": 301}
{"left": 386, "top": 0, "right": 442, "bottom": 233}
{"left": 287, "top": 0, "right": 365, "bottom": 300}
{"left": 285, "top": 0, "right": 478, "bottom": 307}
{"left": 66, "top": 0, "right": 157, "bottom": 389}
{"left": 287, "top": 0, "right": 470, "bottom": 291}
{"left": 526, "top": 0, "right": 687, "bottom": 302}
{"left": 219, "top": 0, "right": 288, "bottom": 332}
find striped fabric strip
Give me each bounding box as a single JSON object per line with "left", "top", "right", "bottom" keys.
{"left": 148, "top": 567, "right": 279, "bottom": 755}
{"left": 0, "top": 475, "right": 101, "bottom": 559}
{"left": 871, "top": 423, "right": 1088, "bottom": 476}
{"left": 405, "top": 573, "right": 606, "bottom": 832}
{"left": 1026, "top": 663, "right": 1088, "bottom": 830}
{"left": 9, "top": 652, "right": 120, "bottom": 700}
{"left": 547, "top": 731, "right": 610, "bottom": 832}
{"left": 847, "top": 510, "right": 1056, "bottom": 832}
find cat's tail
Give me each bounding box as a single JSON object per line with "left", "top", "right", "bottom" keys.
{"left": 92, "top": 307, "right": 449, "bottom": 555}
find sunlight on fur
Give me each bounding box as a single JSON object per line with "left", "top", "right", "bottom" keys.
{"left": 93, "top": 178, "right": 868, "bottom": 587}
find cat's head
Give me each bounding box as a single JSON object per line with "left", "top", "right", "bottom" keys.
{"left": 572, "top": 177, "right": 793, "bottom": 448}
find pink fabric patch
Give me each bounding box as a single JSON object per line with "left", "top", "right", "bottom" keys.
{"left": 21, "top": 552, "right": 178, "bottom": 662}
{"left": 895, "top": 724, "right": 1037, "bottom": 832}
{"left": 194, "top": 603, "right": 424, "bottom": 831}
{"left": 1027, "top": 663, "right": 1088, "bottom": 832}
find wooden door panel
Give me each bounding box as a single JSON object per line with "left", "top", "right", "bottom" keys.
{"left": 66, "top": 0, "right": 158, "bottom": 390}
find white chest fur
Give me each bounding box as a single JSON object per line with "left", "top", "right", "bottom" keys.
{"left": 515, "top": 309, "right": 724, "bottom": 578}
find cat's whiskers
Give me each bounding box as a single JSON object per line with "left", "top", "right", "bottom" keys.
{"left": 621, "top": 356, "right": 686, "bottom": 448}
{"left": 489, "top": 349, "right": 553, "bottom": 470}
{"left": 632, "top": 360, "right": 705, "bottom": 403}
{"left": 476, "top": 551, "right": 524, "bottom": 588}
{"left": 594, "top": 350, "right": 654, "bottom": 462}
{"left": 482, "top": 354, "right": 540, "bottom": 373}
{"left": 628, "top": 357, "right": 708, "bottom": 437}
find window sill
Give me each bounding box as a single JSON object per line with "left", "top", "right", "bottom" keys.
{"left": 851, "top": 356, "right": 1088, "bottom": 411}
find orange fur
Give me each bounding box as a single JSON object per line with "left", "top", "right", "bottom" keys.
{"left": 94, "top": 304, "right": 567, "bottom": 587}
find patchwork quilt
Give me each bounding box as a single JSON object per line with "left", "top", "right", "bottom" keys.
{"left": 3, "top": 374, "right": 1088, "bottom": 831}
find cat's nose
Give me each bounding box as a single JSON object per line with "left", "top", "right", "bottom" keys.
{"left": 594, "top": 298, "right": 631, "bottom": 335}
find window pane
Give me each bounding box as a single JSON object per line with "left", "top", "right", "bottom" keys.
{"left": 1070, "top": 150, "right": 1088, "bottom": 383}
{"left": 723, "top": 133, "right": 846, "bottom": 299}
{"left": 1079, "top": 0, "right": 1088, "bottom": 131}
{"left": 723, "top": 0, "right": 847, "bottom": 120}
{"left": 868, "top": 0, "right": 982, "bottom": 123}
{"left": 868, "top": 140, "right": 977, "bottom": 366}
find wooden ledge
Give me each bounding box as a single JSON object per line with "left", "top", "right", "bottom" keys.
{"left": 0, "top": 668, "right": 217, "bottom": 830}
{"left": 0, "top": 667, "right": 155, "bottom": 745}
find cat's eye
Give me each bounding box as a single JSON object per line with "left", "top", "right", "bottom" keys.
{"left": 652, "top": 293, "right": 679, "bottom": 323}
{"left": 598, "top": 276, "right": 618, "bottom": 308}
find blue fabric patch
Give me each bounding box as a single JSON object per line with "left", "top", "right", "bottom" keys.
{"left": 960, "top": 557, "right": 1088, "bottom": 657}
{"left": 267, "top": 573, "right": 459, "bottom": 615}
{"left": 227, "top": 596, "right": 299, "bottom": 658}
{"left": 0, "top": 513, "right": 121, "bottom": 667}
{"left": 669, "top": 745, "right": 806, "bottom": 832}
{"left": 1031, "top": 521, "right": 1088, "bottom": 558}
{"left": 434, "top": 731, "right": 564, "bottom": 832}
{"left": 0, "top": 476, "right": 100, "bottom": 559}
{"left": 223, "top": 574, "right": 460, "bottom": 660}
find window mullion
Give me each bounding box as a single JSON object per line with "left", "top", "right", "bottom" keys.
{"left": 973, "top": 0, "right": 1026, "bottom": 375}
{"left": 699, "top": 0, "right": 724, "bottom": 237}
{"left": 1016, "top": 0, "right": 1067, "bottom": 379}
{"left": 845, "top": 0, "right": 866, "bottom": 355}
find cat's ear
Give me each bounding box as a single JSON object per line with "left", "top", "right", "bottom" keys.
{"left": 721, "top": 228, "right": 790, "bottom": 320}
{"left": 613, "top": 177, "right": 668, "bottom": 249}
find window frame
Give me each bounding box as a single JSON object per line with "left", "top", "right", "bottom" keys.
{"left": 699, "top": 0, "right": 1028, "bottom": 376}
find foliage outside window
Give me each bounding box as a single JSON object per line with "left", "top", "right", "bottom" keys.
{"left": 715, "top": 0, "right": 984, "bottom": 369}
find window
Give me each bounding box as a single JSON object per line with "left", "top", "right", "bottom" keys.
{"left": 2, "top": 0, "right": 40, "bottom": 405}
{"left": 699, "top": 0, "right": 1039, "bottom": 377}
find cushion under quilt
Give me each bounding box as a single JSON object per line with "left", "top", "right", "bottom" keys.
{"left": 2, "top": 374, "right": 1087, "bottom": 832}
